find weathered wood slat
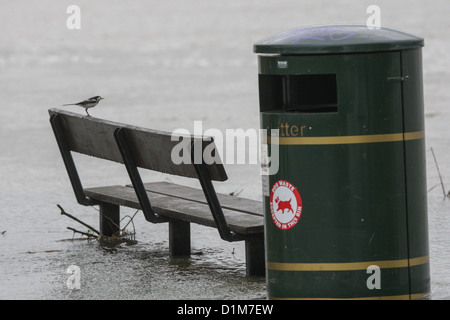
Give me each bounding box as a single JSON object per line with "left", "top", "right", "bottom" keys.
{"left": 49, "top": 109, "right": 123, "bottom": 163}
{"left": 48, "top": 108, "right": 227, "bottom": 181}
{"left": 84, "top": 185, "right": 264, "bottom": 235}
{"left": 136, "top": 181, "right": 263, "bottom": 217}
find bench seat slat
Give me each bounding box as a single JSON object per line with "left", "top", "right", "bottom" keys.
{"left": 137, "top": 181, "right": 263, "bottom": 217}
{"left": 84, "top": 185, "right": 264, "bottom": 235}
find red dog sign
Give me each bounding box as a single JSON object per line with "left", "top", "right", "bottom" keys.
{"left": 270, "top": 180, "right": 302, "bottom": 230}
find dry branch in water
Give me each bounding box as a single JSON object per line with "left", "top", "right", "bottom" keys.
{"left": 57, "top": 204, "right": 99, "bottom": 235}
{"left": 67, "top": 227, "right": 98, "bottom": 239}
{"left": 57, "top": 204, "right": 137, "bottom": 247}
{"left": 430, "top": 147, "right": 447, "bottom": 198}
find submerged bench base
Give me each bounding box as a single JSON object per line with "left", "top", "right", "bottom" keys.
{"left": 86, "top": 182, "right": 265, "bottom": 277}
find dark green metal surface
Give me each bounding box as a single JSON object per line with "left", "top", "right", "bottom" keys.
{"left": 256, "top": 26, "right": 429, "bottom": 299}
{"left": 254, "top": 24, "right": 424, "bottom": 55}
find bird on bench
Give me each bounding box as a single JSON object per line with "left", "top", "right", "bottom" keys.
{"left": 63, "top": 96, "right": 104, "bottom": 117}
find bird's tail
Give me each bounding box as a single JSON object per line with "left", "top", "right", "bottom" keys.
{"left": 62, "top": 104, "right": 76, "bottom": 106}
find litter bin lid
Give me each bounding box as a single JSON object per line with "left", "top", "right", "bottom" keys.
{"left": 254, "top": 24, "right": 424, "bottom": 54}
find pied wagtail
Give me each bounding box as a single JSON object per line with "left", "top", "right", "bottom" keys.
{"left": 63, "top": 96, "right": 104, "bottom": 116}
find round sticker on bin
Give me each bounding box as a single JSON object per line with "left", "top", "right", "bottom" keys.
{"left": 270, "top": 180, "right": 302, "bottom": 230}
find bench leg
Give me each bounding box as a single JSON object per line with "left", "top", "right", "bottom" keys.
{"left": 245, "top": 234, "right": 265, "bottom": 277}
{"left": 99, "top": 202, "right": 120, "bottom": 237}
{"left": 169, "top": 220, "right": 191, "bottom": 257}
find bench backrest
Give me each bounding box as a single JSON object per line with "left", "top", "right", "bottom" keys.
{"left": 48, "top": 108, "right": 227, "bottom": 181}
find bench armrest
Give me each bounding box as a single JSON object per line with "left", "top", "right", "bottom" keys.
{"left": 50, "top": 113, "right": 97, "bottom": 206}
{"left": 114, "top": 127, "right": 167, "bottom": 223}
{"left": 191, "top": 141, "right": 244, "bottom": 242}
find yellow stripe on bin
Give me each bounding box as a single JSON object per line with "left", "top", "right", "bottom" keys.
{"left": 269, "top": 292, "right": 430, "bottom": 300}
{"left": 267, "top": 130, "right": 424, "bottom": 145}
{"left": 267, "top": 255, "right": 429, "bottom": 272}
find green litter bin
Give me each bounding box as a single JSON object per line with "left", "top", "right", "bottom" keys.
{"left": 254, "top": 25, "right": 430, "bottom": 299}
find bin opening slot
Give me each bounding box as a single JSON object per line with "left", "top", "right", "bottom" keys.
{"left": 283, "top": 74, "right": 337, "bottom": 112}
{"left": 258, "top": 74, "right": 338, "bottom": 112}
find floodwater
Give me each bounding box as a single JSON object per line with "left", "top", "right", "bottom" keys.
{"left": 1, "top": 0, "right": 450, "bottom": 299}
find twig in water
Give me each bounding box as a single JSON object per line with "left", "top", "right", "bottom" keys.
{"left": 428, "top": 183, "right": 440, "bottom": 193}
{"left": 67, "top": 227, "right": 98, "bottom": 239}
{"left": 20, "top": 250, "right": 62, "bottom": 254}
{"left": 229, "top": 188, "right": 243, "bottom": 197}
{"left": 430, "top": 147, "right": 447, "bottom": 197}
{"left": 122, "top": 209, "right": 139, "bottom": 231}
{"left": 57, "top": 204, "right": 100, "bottom": 235}
{"left": 120, "top": 209, "right": 139, "bottom": 241}
{"left": 99, "top": 245, "right": 117, "bottom": 253}
{"left": 57, "top": 204, "right": 137, "bottom": 247}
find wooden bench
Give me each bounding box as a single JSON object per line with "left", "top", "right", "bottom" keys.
{"left": 49, "top": 108, "right": 265, "bottom": 276}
